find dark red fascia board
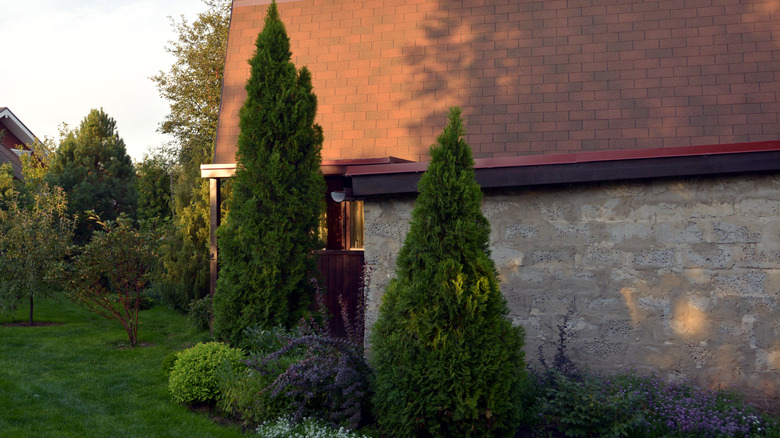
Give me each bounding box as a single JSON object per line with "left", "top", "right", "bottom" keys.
{"left": 321, "top": 156, "right": 412, "bottom": 176}
{"left": 347, "top": 141, "right": 780, "bottom": 196}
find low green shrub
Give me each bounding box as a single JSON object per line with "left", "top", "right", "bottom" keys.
{"left": 188, "top": 296, "right": 212, "bottom": 330}
{"left": 138, "top": 294, "right": 156, "bottom": 311}
{"left": 533, "top": 370, "right": 644, "bottom": 438}
{"left": 527, "top": 310, "right": 779, "bottom": 437}
{"left": 168, "top": 342, "right": 245, "bottom": 405}
{"left": 218, "top": 326, "right": 301, "bottom": 427}
{"left": 161, "top": 352, "right": 178, "bottom": 377}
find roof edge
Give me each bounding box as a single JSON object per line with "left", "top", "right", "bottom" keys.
{"left": 350, "top": 142, "right": 780, "bottom": 196}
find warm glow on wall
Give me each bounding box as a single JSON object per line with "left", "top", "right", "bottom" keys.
{"left": 671, "top": 298, "right": 710, "bottom": 340}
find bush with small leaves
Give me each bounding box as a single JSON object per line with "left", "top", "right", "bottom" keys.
{"left": 161, "top": 352, "right": 178, "bottom": 377}
{"left": 188, "top": 296, "right": 212, "bottom": 330}
{"left": 168, "top": 342, "right": 245, "bottom": 405}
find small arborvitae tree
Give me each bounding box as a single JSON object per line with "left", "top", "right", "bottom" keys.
{"left": 371, "top": 107, "right": 527, "bottom": 437}
{"left": 47, "top": 109, "right": 137, "bottom": 244}
{"left": 213, "top": 1, "right": 325, "bottom": 345}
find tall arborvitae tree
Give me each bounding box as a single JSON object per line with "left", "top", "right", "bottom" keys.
{"left": 371, "top": 108, "right": 527, "bottom": 437}
{"left": 47, "top": 109, "right": 137, "bottom": 244}
{"left": 213, "top": 1, "right": 325, "bottom": 345}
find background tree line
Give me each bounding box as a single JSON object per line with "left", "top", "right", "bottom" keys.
{"left": 0, "top": 0, "right": 230, "bottom": 336}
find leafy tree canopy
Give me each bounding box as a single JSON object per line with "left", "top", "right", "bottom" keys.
{"left": 47, "top": 109, "right": 137, "bottom": 244}
{"left": 0, "top": 183, "right": 74, "bottom": 324}
{"left": 152, "top": 0, "right": 230, "bottom": 175}
{"left": 151, "top": 0, "right": 230, "bottom": 310}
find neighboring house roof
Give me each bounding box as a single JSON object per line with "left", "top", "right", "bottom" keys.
{"left": 214, "top": 0, "right": 780, "bottom": 166}
{"left": 0, "top": 107, "right": 39, "bottom": 179}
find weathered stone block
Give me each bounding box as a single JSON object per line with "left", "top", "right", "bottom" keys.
{"left": 633, "top": 248, "right": 678, "bottom": 269}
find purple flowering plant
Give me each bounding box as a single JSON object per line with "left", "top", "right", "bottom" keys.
{"left": 245, "top": 280, "right": 372, "bottom": 431}
{"left": 528, "top": 311, "right": 779, "bottom": 437}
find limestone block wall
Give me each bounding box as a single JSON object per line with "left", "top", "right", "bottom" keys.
{"left": 363, "top": 172, "right": 780, "bottom": 398}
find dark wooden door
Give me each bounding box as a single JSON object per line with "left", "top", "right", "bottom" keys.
{"left": 317, "top": 250, "right": 364, "bottom": 341}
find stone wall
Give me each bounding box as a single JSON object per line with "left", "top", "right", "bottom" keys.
{"left": 363, "top": 172, "right": 780, "bottom": 399}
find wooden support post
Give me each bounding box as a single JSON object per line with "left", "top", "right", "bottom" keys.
{"left": 209, "top": 177, "right": 222, "bottom": 300}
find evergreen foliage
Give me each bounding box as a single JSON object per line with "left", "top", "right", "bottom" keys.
{"left": 370, "top": 108, "right": 527, "bottom": 437}
{"left": 213, "top": 1, "right": 325, "bottom": 345}
{"left": 46, "top": 109, "right": 137, "bottom": 244}
{"left": 152, "top": 0, "right": 230, "bottom": 309}
{"left": 135, "top": 150, "right": 173, "bottom": 224}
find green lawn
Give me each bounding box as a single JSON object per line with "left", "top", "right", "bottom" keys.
{"left": 0, "top": 296, "right": 245, "bottom": 437}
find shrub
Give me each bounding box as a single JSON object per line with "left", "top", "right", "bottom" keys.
{"left": 217, "top": 325, "right": 299, "bottom": 426}
{"left": 624, "top": 374, "right": 775, "bottom": 437}
{"left": 527, "top": 311, "right": 778, "bottom": 438}
{"left": 188, "top": 296, "right": 212, "bottom": 330}
{"left": 168, "top": 342, "right": 245, "bottom": 404}
{"left": 65, "top": 214, "right": 157, "bottom": 347}
{"left": 248, "top": 316, "right": 372, "bottom": 431}
{"left": 371, "top": 108, "right": 526, "bottom": 437}
{"left": 161, "top": 352, "right": 178, "bottom": 377}
{"left": 533, "top": 370, "right": 644, "bottom": 438}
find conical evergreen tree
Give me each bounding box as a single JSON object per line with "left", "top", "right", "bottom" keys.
{"left": 371, "top": 108, "right": 526, "bottom": 437}
{"left": 213, "top": 1, "right": 325, "bottom": 345}
{"left": 47, "top": 109, "right": 137, "bottom": 244}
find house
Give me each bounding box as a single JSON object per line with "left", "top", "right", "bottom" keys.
{"left": 0, "top": 107, "right": 37, "bottom": 179}
{"left": 204, "top": 0, "right": 780, "bottom": 399}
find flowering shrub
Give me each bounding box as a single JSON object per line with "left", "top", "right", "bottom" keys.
{"left": 247, "top": 314, "right": 372, "bottom": 431}
{"left": 623, "top": 374, "right": 775, "bottom": 437}
{"left": 527, "top": 313, "right": 778, "bottom": 437}
{"left": 255, "top": 416, "right": 371, "bottom": 438}
{"left": 526, "top": 368, "right": 778, "bottom": 438}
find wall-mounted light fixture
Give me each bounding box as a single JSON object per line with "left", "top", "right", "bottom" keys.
{"left": 330, "top": 188, "right": 354, "bottom": 203}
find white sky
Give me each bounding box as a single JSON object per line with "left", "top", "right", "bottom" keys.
{"left": 1, "top": 0, "right": 211, "bottom": 162}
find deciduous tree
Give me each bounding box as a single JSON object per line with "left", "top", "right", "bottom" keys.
{"left": 0, "top": 183, "right": 74, "bottom": 324}
{"left": 213, "top": 1, "right": 326, "bottom": 344}
{"left": 65, "top": 214, "right": 157, "bottom": 348}
{"left": 151, "top": 0, "right": 230, "bottom": 309}
{"left": 371, "top": 108, "right": 527, "bottom": 437}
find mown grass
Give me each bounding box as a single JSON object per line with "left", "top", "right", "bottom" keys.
{"left": 0, "top": 296, "right": 245, "bottom": 437}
